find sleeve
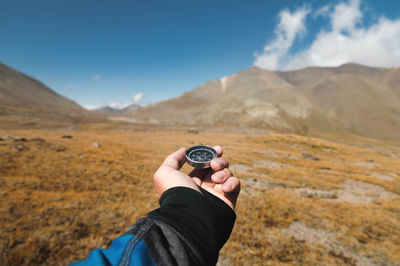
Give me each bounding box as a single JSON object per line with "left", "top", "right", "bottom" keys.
{"left": 147, "top": 186, "right": 236, "bottom": 265}
{"left": 71, "top": 186, "right": 236, "bottom": 266}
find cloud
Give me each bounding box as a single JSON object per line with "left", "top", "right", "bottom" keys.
{"left": 133, "top": 92, "right": 144, "bottom": 104}
{"left": 254, "top": 0, "right": 400, "bottom": 70}
{"left": 92, "top": 74, "right": 101, "bottom": 81}
{"left": 254, "top": 6, "right": 309, "bottom": 70}
{"left": 109, "top": 101, "right": 125, "bottom": 109}
{"left": 84, "top": 105, "right": 98, "bottom": 110}
{"left": 105, "top": 93, "right": 145, "bottom": 110}
{"left": 330, "top": 0, "right": 362, "bottom": 33}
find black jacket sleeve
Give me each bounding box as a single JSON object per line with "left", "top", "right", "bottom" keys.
{"left": 125, "top": 186, "right": 236, "bottom": 266}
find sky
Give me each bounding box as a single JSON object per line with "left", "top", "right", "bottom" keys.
{"left": 1, "top": 0, "right": 399, "bottom": 109}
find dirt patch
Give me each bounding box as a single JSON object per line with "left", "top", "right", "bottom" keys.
{"left": 295, "top": 188, "right": 338, "bottom": 199}
{"left": 242, "top": 177, "right": 288, "bottom": 195}
{"left": 254, "top": 160, "right": 293, "bottom": 169}
{"left": 336, "top": 179, "right": 399, "bottom": 204}
{"left": 350, "top": 161, "right": 380, "bottom": 169}
{"left": 369, "top": 172, "right": 395, "bottom": 181}
{"left": 230, "top": 164, "right": 253, "bottom": 175}
{"left": 256, "top": 149, "right": 279, "bottom": 157}
{"left": 296, "top": 179, "right": 399, "bottom": 204}
{"left": 281, "top": 222, "right": 375, "bottom": 266}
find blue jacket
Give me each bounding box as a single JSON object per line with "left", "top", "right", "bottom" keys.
{"left": 71, "top": 187, "right": 236, "bottom": 266}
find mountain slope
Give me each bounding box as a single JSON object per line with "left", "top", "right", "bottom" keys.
{"left": 0, "top": 63, "right": 82, "bottom": 111}
{"left": 0, "top": 63, "right": 105, "bottom": 129}
{"left": 132, "top": 67, "right": 316, "bottom": 133}
{"left": 132, "top": 64, "right": 400, "bottom": 140}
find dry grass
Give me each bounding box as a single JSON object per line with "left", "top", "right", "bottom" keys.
{"left": 1, "top": 124, "right": 399, "bottom": 265}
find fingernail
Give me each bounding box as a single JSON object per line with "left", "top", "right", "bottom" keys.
{"left": 215, "top": 158, "right": 224, "bottom": 167}
{"left": 213, "top": 171, "right": 225, "bottom": 181}
{"left": 224, "top": 181, "right": 234, "bottom": 191}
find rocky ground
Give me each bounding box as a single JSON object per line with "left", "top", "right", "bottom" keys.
{"left": 1, "top": 125, "right": 399, "bottom": 265}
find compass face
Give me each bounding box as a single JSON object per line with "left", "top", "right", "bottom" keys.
{"left": 189, "top": 150, "right": 214, "bottom": 162}
{"left": 186, "top": 145, "right": 217, "bottom": 168}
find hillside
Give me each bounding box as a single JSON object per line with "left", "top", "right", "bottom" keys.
{"left": 0, "top": 63, "right": 82, "bottom": 111}
{"left": 130, "top": 64, "right": 400, "bottom": 140}
{"left": 0, "top": 63, "right": 104, "bottom": 128}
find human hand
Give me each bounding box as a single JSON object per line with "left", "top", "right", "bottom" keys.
{"left": 153, "top": 146, "right": 240, "bottom": 209}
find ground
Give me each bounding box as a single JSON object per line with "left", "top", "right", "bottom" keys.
{"left": 0, "top": 123, "right": 399, "bottom": 265}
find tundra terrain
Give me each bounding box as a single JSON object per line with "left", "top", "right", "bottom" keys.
{"left": 1, "top": 123, "right": 399, "bottom": 265}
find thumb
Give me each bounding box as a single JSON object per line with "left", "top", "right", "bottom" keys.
{"left": 161, "top": 147, "right": 186, "bottom": 170}
{"left": 153, "top": 148, "right": 201, "bottom": 195}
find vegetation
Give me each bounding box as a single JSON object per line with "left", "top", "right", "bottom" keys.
{"left": 1, "top": 124, "right": 399, "bottom": 265}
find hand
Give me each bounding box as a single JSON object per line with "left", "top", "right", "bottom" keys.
{"left": 153, "top": 146, "right": 240, "bottom": 209}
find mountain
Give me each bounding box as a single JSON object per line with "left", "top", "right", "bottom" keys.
{"left": 131, "top": 63, "right": 400, "bottom": 140}
{"left": 93, "top": 104, "right": 140, "bottom": 115}
{"left": 0, "top": 63, "right": 82, "bottom": 111}
{"left": 0, "top": 63, "right": 104, "bottom": 128}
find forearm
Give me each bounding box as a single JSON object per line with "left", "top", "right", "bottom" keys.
{"left": 148, "top": 186, "right": 236, "bottom": 265}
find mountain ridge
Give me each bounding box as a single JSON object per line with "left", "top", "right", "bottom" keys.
{"left": 131, "top": 63, "right": 400, "bottom": 140}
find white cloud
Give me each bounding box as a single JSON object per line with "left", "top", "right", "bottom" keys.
{"left": 331, "top": 0, "right": 362, "bottom": 33}
{"left": 254, "top": 6, "right": 309, "bottom": 70}
{"left": 254, "top": 0, "right": 400, "bottom": 70}
{"left": 133, "top": 92, "right": 144, "bottom": 104}
{"left": 314, "top": 4, "right": 331, "bottom": 18}
{"left": 105, "top": 93, "right": 145, "bottom": 110}
{"left": 92, "top": 74, "right": 101, "bottom": 81}
{"left": 84, "top": 105, "right": 98, "bottom": 110}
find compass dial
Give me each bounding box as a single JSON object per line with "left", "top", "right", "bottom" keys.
{"left": 186, "top": 145, "right": 218, "bottom": 168}
{"left": 189, "top": 150, "right": 214, "bottom": 162}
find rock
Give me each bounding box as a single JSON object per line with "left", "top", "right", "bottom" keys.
{"left": 187, "top": 130, "right": 199, "bottom": 134}
{"left": 303, "top": 152, "right": 320, "bottom": 161}
{"left": 14, "top": 137, "right": 28, "bottom": 142}
{"left": 92, "top": 142, "right": 101, "bottom": 147}
{"left": 31, "top": 138, "right": 45, "bottom": 143}
{"left": 55, "top": 147, "right": 66, "bottom": 152}
{"left": 1, "top": 135, "right": 13, "bottom": 141}
{"left": 62, "top": 135, "right": 73, "bottom": 139}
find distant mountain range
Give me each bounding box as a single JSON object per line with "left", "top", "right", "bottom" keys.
{"left": 93, "top": 104, "right": 140, "bottom": 115}
{"left": 1, "top": 62, "right": 399, "bottom": 139}
{"left": 130, "top": 63, "right": 400, "bottom": 140}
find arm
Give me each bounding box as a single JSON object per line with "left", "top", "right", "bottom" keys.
{"left": 71, "top": 146, "right": 240, "bottom": 266}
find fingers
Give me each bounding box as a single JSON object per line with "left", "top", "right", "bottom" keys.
{"left": 213, "top": 145, "right": 223, "bottom": 157}
{"left": 211, "top": 168, "right": 232, "bottom": 184}
{"left": 161, "top": 147, "right": 186, "bottom": 170}
{"left": 222, "top": 176, "right": 240, "bottom": 193}
{"left": 210, "top": 157, "right": 229, "bottom": 172}
{"left": 221, "top": 176, "right": 240, "bottom": 209}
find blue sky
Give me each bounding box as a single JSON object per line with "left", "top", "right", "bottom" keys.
{"left": 1, "top": 0, "right": 399, "bottom": 109}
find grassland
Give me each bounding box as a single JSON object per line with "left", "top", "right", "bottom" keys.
{"left": 1, "top": 123, "right": 399, "bottom": 265}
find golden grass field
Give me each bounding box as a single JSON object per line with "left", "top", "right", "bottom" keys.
{"left": 1, "top": 123, "right": 400, "bottom": 265}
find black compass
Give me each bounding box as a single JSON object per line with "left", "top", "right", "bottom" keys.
{"left": 186, "top": 145, "right": 218, "bottom": 168}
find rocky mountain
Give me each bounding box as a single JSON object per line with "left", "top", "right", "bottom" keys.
{"left": 131, "top": 63, "right": 400, "bottom": 140}
{"left": 0, "top": 63, "right": 82, "bottom": 111}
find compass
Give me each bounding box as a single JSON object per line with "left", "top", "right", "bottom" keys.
{"left": 186, "top": 145, "right": 218, "bottom": 168}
